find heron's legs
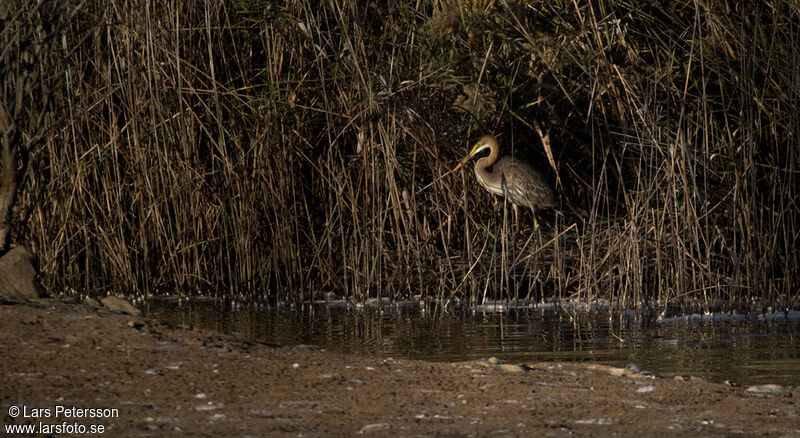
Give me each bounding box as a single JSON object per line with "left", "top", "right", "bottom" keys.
{"left": 527, "top": 206, "right": 539, "bottom": 231}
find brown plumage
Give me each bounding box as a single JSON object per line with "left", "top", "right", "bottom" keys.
{"left": 453, "top": 135, "right": 555, "bottom": 221}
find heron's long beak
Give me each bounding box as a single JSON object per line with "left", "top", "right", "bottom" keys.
{"left": 452, "top": 143, "right": 481, "bottom": 172}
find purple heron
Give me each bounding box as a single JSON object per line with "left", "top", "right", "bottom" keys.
{"left": 453, "top": 135, "right": 555, "bottom": 224}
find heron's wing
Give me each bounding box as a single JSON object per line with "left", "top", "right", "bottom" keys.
{"left": 495, "top": 157, "right": 555, "bottom": 209}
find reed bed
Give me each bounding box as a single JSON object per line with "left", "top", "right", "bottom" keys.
{"left": 4, "top": 0, "right": 799, "bottom": 313}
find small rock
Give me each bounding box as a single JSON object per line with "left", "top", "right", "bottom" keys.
{"left": 746, "top": 384, "right": 790, "bottom": 396}
{"left": 585, "top": 364, "right": 626, "bottom": 376}
{"left": 497, "top": 364, "right": 523, "bottom": 373}
{"left": 574, "top": 418, "right": 613, "bottom": 425}
{"left": 626, "top": 363, "right": 642, "bottom": 373}
{"left": 19, "top": 313, "right": 39, "bottom": 325}
{"left": 127, "top": 320, "right": 145, "bottom": 329}
{"left": 357, "top": 423, "right": 391, "bottom": 434}
{"left": 100, "top": 296, "right": 141, "bottom": 316}
{"left": 636, "top": 385, "right": 655, "bottom": 393}
{"left": 249, "top": 409, "right": 270, "bottom": 417}
{"left": 61, "top": 315, "right": 91, "bottom": 321}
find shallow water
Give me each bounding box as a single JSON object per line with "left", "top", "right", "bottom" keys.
{"left": 144, "top": 300, "right": 800, "bottom": 386}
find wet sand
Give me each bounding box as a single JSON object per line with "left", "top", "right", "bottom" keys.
{"left": 2, "top": 299, "right": 798, "bottom": 436}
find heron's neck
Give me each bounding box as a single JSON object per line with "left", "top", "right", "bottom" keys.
{"left": 474, "top": 157, "right": 493, "bottom": 176}
{"left": 474, "top": 139, "right": 499, "bottom": 171}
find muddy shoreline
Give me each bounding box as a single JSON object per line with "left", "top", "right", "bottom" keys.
{"left": 2, "top": 298, "right": 798, "bottom": 436}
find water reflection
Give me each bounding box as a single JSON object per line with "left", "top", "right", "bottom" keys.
{"left": 144, "top": 300, "right": 800, "bottom": 386}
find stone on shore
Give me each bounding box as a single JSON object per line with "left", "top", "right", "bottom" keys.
{"left": 746, "top": 384, "right": 791, "bottom": 397}
{"left": 0, "top": 246, "right": 44, "bottom": 303}
{"left": 101, "top": 296, "right": 142, "bottom": 316}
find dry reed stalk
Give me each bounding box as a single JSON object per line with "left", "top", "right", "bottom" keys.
{"left": 1, "top": 0, "right": 795, "bottom": 313}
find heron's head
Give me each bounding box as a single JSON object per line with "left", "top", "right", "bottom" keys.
{"left": 453, "top": 136, "right": 497, "bottom": 172}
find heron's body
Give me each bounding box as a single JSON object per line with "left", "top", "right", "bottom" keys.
{"left": 454, "top": 135, "right": 555, "bottom": 219}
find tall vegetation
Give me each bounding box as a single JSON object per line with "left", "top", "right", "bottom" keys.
{"left": 6, "top": 0, "right": 799, "bottom": 312}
